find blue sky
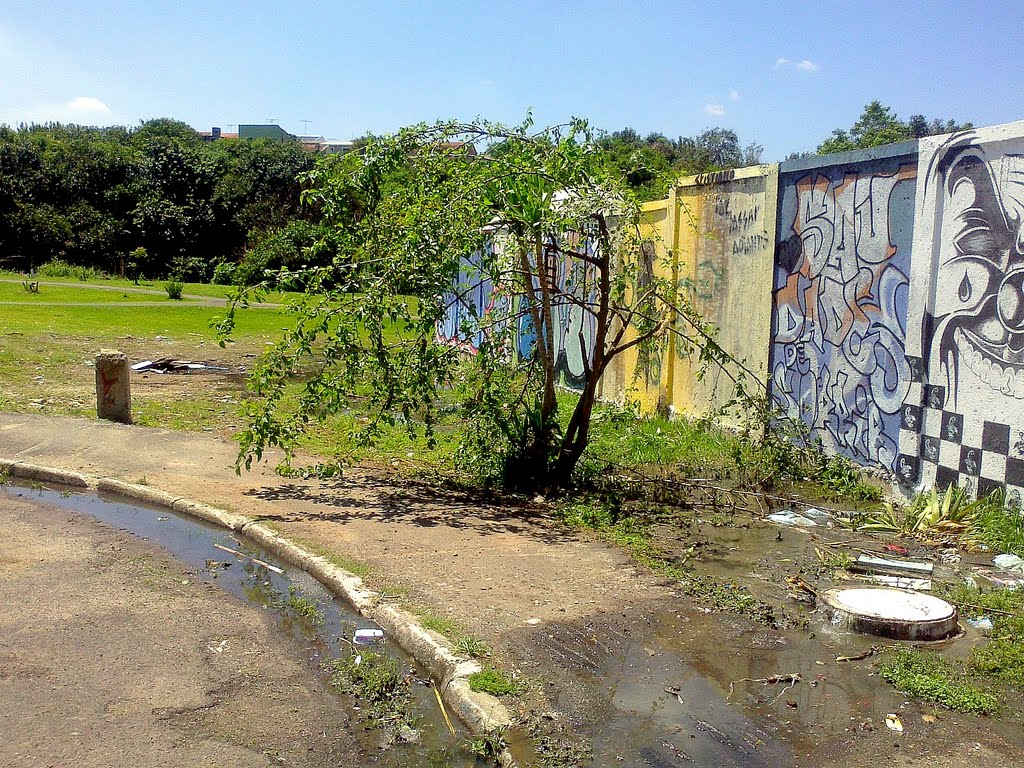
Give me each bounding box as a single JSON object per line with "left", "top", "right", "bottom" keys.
{"left": 1, "top": 0, "right": 1020, "bottom": 160}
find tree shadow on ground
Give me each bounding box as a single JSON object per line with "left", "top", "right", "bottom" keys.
{"left": 243, "top": 476, "right": 581, "bottom": 543}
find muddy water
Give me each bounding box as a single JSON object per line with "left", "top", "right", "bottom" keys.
{"left": 3, "top": 483, "right": 477, "bottom": 768}
{"left": 511, "top": 515, "right": 979, "bottom": 767}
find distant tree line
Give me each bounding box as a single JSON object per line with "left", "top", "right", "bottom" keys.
{"left": 0, "top": 118, "right": 320, "bottom": 281}
{"left": 814, "top": 101, "right": 973, "bottom": 156}
{"left": 596, "top": 127, "right": 763, "bottom": 200}
{"left": 0, "top": 105, "right": 974, "bottom": 281}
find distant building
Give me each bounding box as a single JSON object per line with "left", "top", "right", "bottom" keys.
{"left": 199, "top": 127, "right": 238, "bottom": 141}
{"left": 297, "top": 135, "right": 356, "bottom": 154}
{"left": 238, "top": 124, "right": 296, "bottom": 142}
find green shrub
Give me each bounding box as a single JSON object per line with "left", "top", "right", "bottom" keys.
{"left": 36, "top": 259, "right": 105, "bottom": 280}
{"left": 163, "top": 280, "right": 184, "bottom": 300}
{"left": 236, "top": 220, "right": 322, "bottom": 286}
{"left": 211, "top": 261, "right": 238, "bottom": 285}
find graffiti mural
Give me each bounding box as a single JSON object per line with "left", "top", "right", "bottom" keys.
{"left": 769, "top": 160, "right": 917, "bottom": 471}
{"left": 437, "top": 241, "right": 498, "bottom": 353}
{"left": 898, "top": 129, "right": 1024, "bottom": 499}
{"left": 513, "top": 233, "right": 599, "bottom": 390}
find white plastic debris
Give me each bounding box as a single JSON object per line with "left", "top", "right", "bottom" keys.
{"left": 768, "top": 511, "right": 817, "bottom": 527}
{"left": 801, "top": 507, "right": 832, "bottom": 524}
{"left": 993, "top": 554, "right": 1024, "bottom": 573}
{"left": 353, "top": 628, "right": 385, "bottom": 645}
{"left": 966, "top": 616, "right": 994, "bottom": 631}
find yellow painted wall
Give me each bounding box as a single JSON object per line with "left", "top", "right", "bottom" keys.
{"left": 670, "top": 166, "right": 778, "bottom": 421}
{"left": 604, "top": 166, "right": 778, "bottom": 423}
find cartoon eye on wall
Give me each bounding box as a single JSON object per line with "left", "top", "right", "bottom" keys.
{"left": 925, "top": 146, "right": 1024, "bottom": 410}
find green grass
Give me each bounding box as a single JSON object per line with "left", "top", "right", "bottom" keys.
{"left": 416, "top": 611, "right": 464, "bottom": 639}
{"left": 942, "top": 584, "right": 1024, "bottom": 688}
{"left": 879, "top": 647, "right": 1000, "bottom": 715}
{"left": 0, "top": 281, "right": 205, "bottom": 303}
{"left": 453, "top": 636, "right": 491, "bottom": 658}
{"left": 406, "top": 605, "right": 491, "bottom": 658}
{"left": 468, "top": 667, "right": 520, "bottom": 696}
{"left": 971, "top": 499, "right": 1024, "bottom": 557}
{"left": 2, "top": 271, "right": 295, "bottom": 302}
{"left": 0, "top": 300, "right": 286, "bottom": 339}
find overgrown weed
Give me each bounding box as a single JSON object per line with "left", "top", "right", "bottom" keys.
{"left": 468, "top": 667, "right": 520, "bottom": 697}
{"left": 879, "top": 647, "right": 1000, "bottom": 715}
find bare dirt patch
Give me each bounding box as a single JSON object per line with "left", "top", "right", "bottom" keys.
{"left": 0, "top": 490, "right": 373, "bottom": 768}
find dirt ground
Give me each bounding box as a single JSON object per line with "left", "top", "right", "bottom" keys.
{"left": 0, "top": 490, "right": 373, "bottom": 768}
{"left": 1, "top": 412, "right": 1021, "bottom": 767}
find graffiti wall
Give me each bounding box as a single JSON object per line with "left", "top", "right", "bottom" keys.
{"left": 768, "top": 144, "right": 917, "bottom": 472}
{"left": 673, "top": 166, "right": 777, "bottom": 419}
{"left": 438, "top": 118, "right": 1024, "bottom": 496}
{"left": 896, "top": 123, "right": 1024, "bottom": 503}
{"left": 436, "top": 242, "right": 497, "bottom": 353}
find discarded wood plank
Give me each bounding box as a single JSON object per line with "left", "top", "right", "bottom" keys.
{"left": 851, "top": 554, "right": 933, "bottom": 577}
{"left": 213, "top": 543, "right": 285, "bottom": 574}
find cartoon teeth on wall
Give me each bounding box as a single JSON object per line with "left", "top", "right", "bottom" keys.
{"left": 924, "top": 141, "right": 1024, "bottom": 408}
{"left": 899, "top": 126, "right": 1024, "bottom": 498}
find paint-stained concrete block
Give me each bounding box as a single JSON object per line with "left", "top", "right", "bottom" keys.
{"left": 95, "top": 349, "right": 132, "bottom": 424}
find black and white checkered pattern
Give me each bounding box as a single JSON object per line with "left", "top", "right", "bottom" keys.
{"left": 895, "top": 355, "right": 1024, "bottom": 504}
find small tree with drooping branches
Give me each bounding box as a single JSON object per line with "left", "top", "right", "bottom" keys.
{"left": 219, "top": 117, "right": 743, "bottom": 490}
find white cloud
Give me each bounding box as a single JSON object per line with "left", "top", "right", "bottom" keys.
{"left": 729, "top": 89, "right": 740, "bottom": 101}
{"left": 5, "top": 96, "right": 120, "bottom": 127}
{"left": 774, "top": 57, "right": 819, "bottom": 73}
{"left": 704, "top": 103, "right": 726, "bottom": 117}
{"left": 66, "top": 96, "right": 111, "bottom": 114}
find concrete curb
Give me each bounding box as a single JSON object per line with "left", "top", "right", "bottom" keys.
{"left": 1, "top": 459, "right": 516, "bottom": 765}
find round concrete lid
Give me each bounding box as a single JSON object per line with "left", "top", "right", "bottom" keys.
{"left": 819, "top": 587, "right": 959, "bottom": 641}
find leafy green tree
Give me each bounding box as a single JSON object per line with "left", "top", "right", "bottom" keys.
{"left": 220, "top": 118, "right": 739, "bottom": 489}
{"left": 597, "top": 127, "right": 762, "bottom": 200}
{"left": 818, "top": 101, "right": 973, "bottom": 155}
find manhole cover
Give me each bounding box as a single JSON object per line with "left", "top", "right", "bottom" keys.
{"left": 819, "top": 587, "right": 959, "bottom": 640}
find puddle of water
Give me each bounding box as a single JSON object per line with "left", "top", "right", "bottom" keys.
{"left": 3, "top": 483, "right": 480, "bottom": 768}
{"left": 513, "top": 516, "right": 949, "bottom": 766}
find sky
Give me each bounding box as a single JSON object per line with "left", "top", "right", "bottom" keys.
{"left": 1, "top": 0, "right": 1021, "bottom": 161}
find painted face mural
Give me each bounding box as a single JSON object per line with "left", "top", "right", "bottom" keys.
{"left": 769, "top": 161, "right": 916, "bottom": 472}
{"left": 898, "top": 130, "right": 1024, "bottom": 498}
{"left": 925, "top": 143, "right": 1024, "bottom": 409}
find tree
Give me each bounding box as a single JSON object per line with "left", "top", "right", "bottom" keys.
{"left": 596, "top": 127, "right": 762, "bottom": 201}
{"left": 220, "top": 118, "right": 736, "bottom": 489}
{"left": 818, "top": 101, "right": 973, "bottom": 155}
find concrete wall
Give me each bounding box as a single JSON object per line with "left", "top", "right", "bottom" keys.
{"left": 439, "top": 117, "right": 1024, "bottom": 496}
{"left": 768, "top": 143, "right": 917, "bottom": 473}
{"left": 672, "top": 166, "right": 778, "bottom": 420}
{"left": 896, "top": 122, "right": 1024, "bottom": 504}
